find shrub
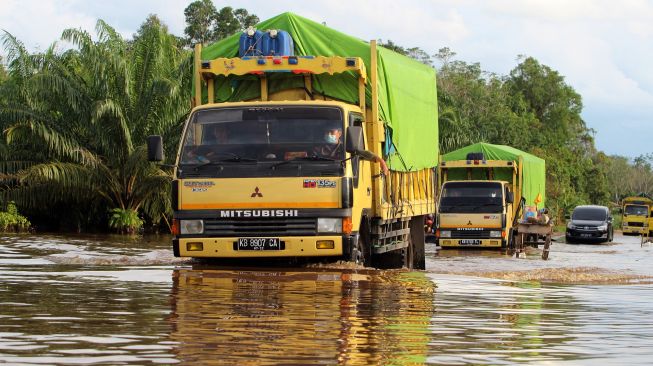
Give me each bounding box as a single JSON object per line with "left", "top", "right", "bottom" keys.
{"left": 0, "top": 202, "right": 32, "bottom": 232}
{"left": 108, "top": 208, "right": 144, "bottom": 234}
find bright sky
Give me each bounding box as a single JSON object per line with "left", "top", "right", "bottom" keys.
{"left": 1, "top": 0, "right": 651, "bottom": 158}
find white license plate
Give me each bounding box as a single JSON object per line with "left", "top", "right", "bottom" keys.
{"left": 237, "top": 238, "right": 281, "bottom": 251}
{"left": 459, "top": 239, "right": 481, "bottom": 245}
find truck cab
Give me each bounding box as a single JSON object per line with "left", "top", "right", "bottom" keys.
{"left": 170, "top": 100, "right": 371, "bottom": 260}
{"left": 621, "top": 196, "right": 652, "bottom": 235}
{"left": 147, "top": 29, "right": 438, "bottom": 269}
{"left": 437, "top": 180, "right": 515, "bottom": 247}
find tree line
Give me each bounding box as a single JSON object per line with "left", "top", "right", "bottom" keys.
{"left": 0, "top": 2, "right": 649, "bottom": 232}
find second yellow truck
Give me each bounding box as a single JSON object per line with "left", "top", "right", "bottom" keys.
{"left": 435, "top": 143, "right": 546, "bottom": 248}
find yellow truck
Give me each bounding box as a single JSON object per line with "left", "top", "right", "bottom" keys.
{"left": 147, "top": 13, "right": 438, "bottom": 268}
{"left": 435, "top": 143, "right": 545, "bottom": 248}
{"left": 621, "top": 196, "right": 652, "bottom": 235}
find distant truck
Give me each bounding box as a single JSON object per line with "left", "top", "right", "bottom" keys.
{"left": 435, "top": 143, "right": 546, "bottom": 248}
{"left": 147, "top": 13, "right": 438, "bottom": 268}
{"left": 621, "top": 196, "right": 652, "bottom": 235}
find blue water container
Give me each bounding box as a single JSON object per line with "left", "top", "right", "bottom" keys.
{"left": 261, "top": 30, "right": 294, "bottom": 56}
{"left": 239, "top": 30, "right": 264, "bottom": 57}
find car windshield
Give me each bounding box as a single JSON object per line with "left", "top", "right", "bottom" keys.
{"left": 179, "top": 106, "right": 344, "bottom": 164}
{"left": 625, "top": 204, "right": 648, "bottom": 216}
{"left": 572, "top": 207, "right": 607, "bottom": 221}
{"left": 439, "top": 182, "right": 503, "bottom": 213}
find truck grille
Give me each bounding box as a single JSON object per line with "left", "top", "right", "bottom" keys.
{"left": 627, "top": 222, "right": 644, "bottom": 227}
{"left": 203, "top": 218, "right": 318, "bottom": 236}
{"left": 450, "top": 229, "right": 494, "bottom": 239}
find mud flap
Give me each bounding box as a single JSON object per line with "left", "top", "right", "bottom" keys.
{"left": 410, "top": 215, "right": 426, "bottom": 270}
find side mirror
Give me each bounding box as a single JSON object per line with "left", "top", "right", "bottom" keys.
{"left": 147, "top": 135, "right": 164, "bottom": 162}
{"left": 565, "top": 214, "right": 571, "bottom": 220}
{"left": 346, "top": 126, "right": 364, "bottom": 154}
{"left": 505, "top": 191, "right": 514, "bottom": 204}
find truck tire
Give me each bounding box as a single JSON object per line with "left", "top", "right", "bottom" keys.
{"left": 504, "top": 228, "right": 514, "bottom": 250}
{"left": 410, "top": 215, "right": 426, "bottom": 270}
{"left": 348, "top": 223, "right": 372, "bottom": 267}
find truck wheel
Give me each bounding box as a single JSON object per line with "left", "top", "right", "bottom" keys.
{"left": 402, "top": 238, "right": 414, "bottom": 269}
{"left": 410, "top": 215, "right": 426, "bottom": 270}
{"left": 349, "top": 224, "right": 371, "bottom": 267}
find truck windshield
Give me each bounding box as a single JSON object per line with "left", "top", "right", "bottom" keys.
{"left": 179, "top": 106, "right": 344, "bottom": 165}
{"left": 624, "top": 205, "right": 648, "bottom": 216}
{"left": 439, "top": 182, "right": 503, "bottom": 213}
{"left": 572, "top": 207, "right": 607, "bottom": 221}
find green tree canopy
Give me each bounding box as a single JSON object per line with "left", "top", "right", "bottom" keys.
{"left": 0, "top": 17, "right": 192, "bottom": 231}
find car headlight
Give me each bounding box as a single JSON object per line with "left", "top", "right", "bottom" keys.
{"left": 180, "top": 219, "right": 204, "bottom": 234}
{"left": 317, "top": 218, "right": 342, "bottom": 233}
{"left": 567, "top": 222, "right": 576, "bottom": 229}
{"left": 598, "top": 224, "right": 608, "bottom": 231}
{"left": 440, "top": 230, "right": 451, "bottom": 238}
{"left": 490, "top": 230, "right": 502, "bottom": 238}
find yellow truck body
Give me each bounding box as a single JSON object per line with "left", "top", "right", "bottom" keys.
{"left": 148, "top": 39, "right": 437, "bottom": 269}
{"left": 436, "top": 159, "right": 522, "bottom": 248}
{"left": 621, "top": 196, "right": 652, "bottom": 235}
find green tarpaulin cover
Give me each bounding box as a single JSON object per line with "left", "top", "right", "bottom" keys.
{"left": 442, "top": 143, "right": 546, "bottom": 206}
{"left": 199, "top": 12, "right": 438, "bottom": 171}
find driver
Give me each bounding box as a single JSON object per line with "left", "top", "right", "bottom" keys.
{"left": 315, "top": 127, "right": 343, "bottom": 158}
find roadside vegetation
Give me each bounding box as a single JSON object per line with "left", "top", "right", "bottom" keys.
{"left": 0, "top": 2, "right": 648, "bottom": 233}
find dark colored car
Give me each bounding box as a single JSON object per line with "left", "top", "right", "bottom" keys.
{"left": 566, "top": 205, "right": 613, "bottom": 243}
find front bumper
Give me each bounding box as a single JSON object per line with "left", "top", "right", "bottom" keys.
{"left": 439, "top": 238, "right": 504, "bottom": 248}
{"left": 566, "top": 229, "right": 609, "bottom": 240}
{"left": 622, "top": 226, "right": 646, "bottom": 234}
{"left": 174, "top": 235, "right": 344, "bottom": 258}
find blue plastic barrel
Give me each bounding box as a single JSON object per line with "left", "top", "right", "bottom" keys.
{"left": 239, "top": 30, "right": 264, "bottom": 57}
{"left": 261, "top": 30, "right": 294, "bottom": 56}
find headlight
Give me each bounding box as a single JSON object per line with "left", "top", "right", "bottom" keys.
{"left": 490, "top": 230, "right": 502, "bottom": 238}
{"left": 440, "top": 230, "right": 451, "bottom": 238}
{"left": 567, "top": 222, "right": 576, "bottom": 229}
{"left": 598, "top": 224, "right": 608, "bottom": 231}
{"left": 317, "top": 218, "right": 342, "bottom": 233}
{"left": 180, "top": 219, "right": 204, "bottom": 234}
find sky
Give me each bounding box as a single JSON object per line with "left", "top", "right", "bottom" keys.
{"left": 1, "top": 0, "right": 651, "bottom": 158}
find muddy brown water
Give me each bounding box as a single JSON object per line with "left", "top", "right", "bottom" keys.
{"left": 1, "top": 233, "right": 653, "bottom": 365}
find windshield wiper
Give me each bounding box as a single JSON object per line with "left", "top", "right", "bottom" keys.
{"left": 187, "top": 153, "right": 258, "bottom": 171}
{"left": 270, "top": 155, "right": 337, "bottom": 169}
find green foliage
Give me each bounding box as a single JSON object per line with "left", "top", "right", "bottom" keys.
{"left": 432, "top": 49, "right": 613, "bottom": 220}
{"left": 183, "top": 0, "right": 218, "bottom": 46}
{"left": 0, "top": 55, "right": 6, "bottom": 83}
{"left": 378, "top": 40, "right": 407, "bottom": 55}
{"left": 108, "top": 208, "right": 143, "bottom": 234}
{"left": 0, "top": 201, "right": 31, "bottom": 232}
{"left": 183, "top": 2, "right": 259, "bottom": 46}
{"left": 0, "top": 17, "right": 188, "bottom": 232}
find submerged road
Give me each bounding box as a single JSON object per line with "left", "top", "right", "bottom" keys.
{"left": 0, "top": 232, "right": 652, "bottom": 364}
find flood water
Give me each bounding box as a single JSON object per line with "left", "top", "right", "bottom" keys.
{"left": 1, "top": 233, "right": 653, "bottom": 365}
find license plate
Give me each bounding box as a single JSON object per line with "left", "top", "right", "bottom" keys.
{"left": 237, "top": 238, "right": 281, "bottom": 251}
{"left": 459, "top": 239, "right": 481, "bottom": 245}
{"left": 581, "top": 233, "right": 592, "bottom": 238}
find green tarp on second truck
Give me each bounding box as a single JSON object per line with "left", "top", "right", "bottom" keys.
{"left": 442, "top": 143, "right": 546, "bottom": 206}
{"left": 198, "top": 12, "right": 438, "bottom": 172}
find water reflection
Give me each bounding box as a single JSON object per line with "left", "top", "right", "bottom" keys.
{"left": 2, "top": 234, "right": 653, "bottom": 365}
{"left": 168, "top": 267, "right": 435, "bottom": 365}
{"left": 427, "top": 275, "right": 653, "bottom": 365}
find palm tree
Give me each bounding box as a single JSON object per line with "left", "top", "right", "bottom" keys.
{"left": 0, "top": 18, "right": 192, "bottom": 232}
